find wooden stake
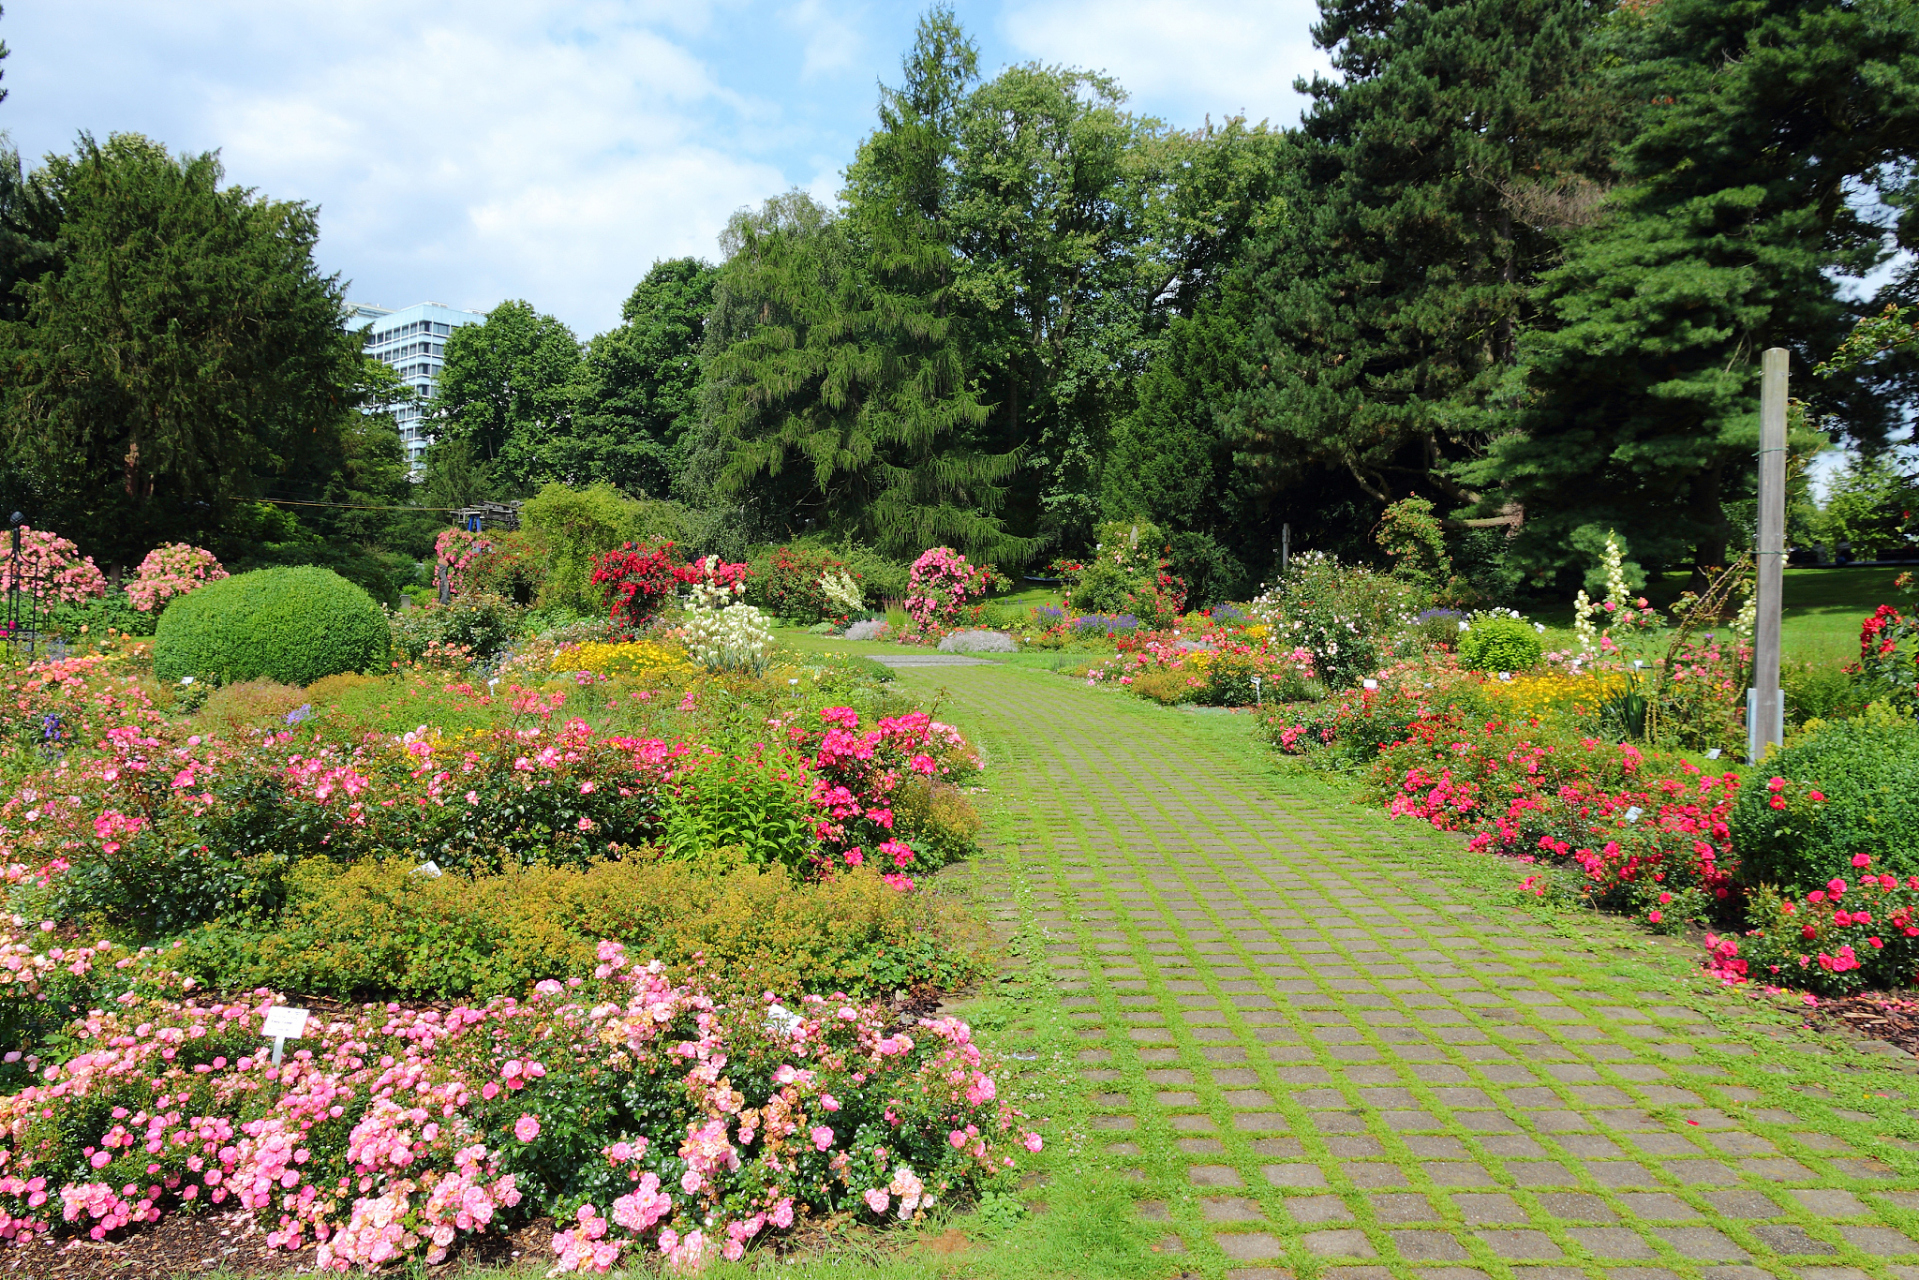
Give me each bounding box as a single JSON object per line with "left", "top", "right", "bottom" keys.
{"left": 1751, "top": 347, "right": 1788, "bottom": 762}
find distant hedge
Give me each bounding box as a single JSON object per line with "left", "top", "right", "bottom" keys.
{"left": 154, "top": 566, "right": 388, "bottom": 687}
{"left": 1457, "top": 615, "right": 1544, "bottom": 673}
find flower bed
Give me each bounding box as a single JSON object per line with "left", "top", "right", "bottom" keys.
{"left": 0, "top": 935, "right": 1036, "bottom": 1271}
{"left": 1, "top": 673, "right": 978, "bottom": 935}
{"left": 1083, "top": 635, "right": 1318, "bottom": 707}
{"left": 1263, "top": 662, "right": 1739, "bottom": 929}
{"left": 0, "top": 593, "right": 1013, "bottom": 1267}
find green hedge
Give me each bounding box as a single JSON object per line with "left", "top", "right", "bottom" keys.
{"left": 154, "top": 566, "right": 388, "bottom": 687}
{"left": 1457, "top": 615, "right": 1544, "bottom": 672}
{"left": 1730, "top": 714, "right": 1919, "bottom": 890}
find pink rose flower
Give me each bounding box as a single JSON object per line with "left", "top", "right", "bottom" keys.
{"left": 514, "top": 1115, "right": 541, "bottom": 1143}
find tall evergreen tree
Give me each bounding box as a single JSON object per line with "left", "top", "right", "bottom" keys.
{"left": 1222, "top": 0, "right": 1615, "bottom": 520}
{"left": 0, "top": 133, "right": 359, "bottom": 566}
{"left": 1468, "top": 0, "right": 1919, "bottom": 583}
{"left": 701, "top": 185, "right": 1024, "bottom": 559}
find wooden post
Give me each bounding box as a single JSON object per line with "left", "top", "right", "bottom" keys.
{"left": 1750, "top": 347, "right": 1788, "bottom": 763}
{"left": 437, "top": 561, "right": 450, "bottom": 606}
{"left": 1281, "top": 523, "right": 1291, "bottom": 578}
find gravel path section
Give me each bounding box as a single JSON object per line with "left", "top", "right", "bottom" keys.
{"left": 905, "top": 662, "right": 1919, "bottom": 1280}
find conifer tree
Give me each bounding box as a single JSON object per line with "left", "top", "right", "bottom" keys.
{"left": 1469, "top": 0, "right": 1919, "bottom": 583}
{"left": 1222, "top": 0, "right": 1615, "bottom": 514}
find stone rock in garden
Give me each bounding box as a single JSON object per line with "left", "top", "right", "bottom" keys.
{"left": 1176, "top": 638, "right": 1214, "bottom": 652}
{"left": 845, "top": 619, "right": 891, "bottom": 641}
{"left": 938, "top": 630, "right": 1017, "bottom": 654}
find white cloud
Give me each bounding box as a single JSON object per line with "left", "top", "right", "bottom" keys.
{"left": 209, "top": 4, "right": 784, "bottom": 331}
{"left": 4, "top": 0, "right": 797, "bottom": 334}
{"left": 784, "top": 0, "right": 868, "bottom": 82}
{"left": 999, "top": 0, "right": 1330, "bottom": 128}
{"left": 0, "top": 0, "right": 1330, "bottom": 335}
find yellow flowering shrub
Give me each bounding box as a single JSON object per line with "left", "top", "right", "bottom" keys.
{"left": 1483, "top": 671, "right": 1626, "bottom": 723}
{"left": 550, "top": 640, "right": 692, "bottom": 678}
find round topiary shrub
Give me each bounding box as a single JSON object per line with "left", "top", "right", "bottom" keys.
{"left": 154, "top": 566, "right": 389, "bottom": 687}
{"left": 1729, "top": 715, "right": 1919, "bottom": 891}
{"left": 1457, "top": 615, "right": 1544, "bottom": 672}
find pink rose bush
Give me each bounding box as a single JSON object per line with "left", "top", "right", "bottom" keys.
{"left": 124, "top": 544, "right": 227, "bottom": 613}
{"left": 1, "top": 655, "right": 166, "bottom": 762}
{"left": 1082, "top": 634, "right": 1318, "bottom": 707}
{"left": 0, "top": 527, "right": 106, "bottom": 605}
{"left": 780, "top": 705, "right": 980, "bottom": 879}
{"left": 0, "top": 941, "right": 1038, "bottom": 1270}
{"left": 0, "top": 709, "right": 685, "bottom": 923}
{"left": 433, "top": 529, "right": 492, "bottom": 597}
{"left": 902, "top": 548, "right": 991, "bottom": 639}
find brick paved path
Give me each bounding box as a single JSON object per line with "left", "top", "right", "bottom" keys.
{"left": 908, "top": 662, "right": 1919, "bottom": 1280}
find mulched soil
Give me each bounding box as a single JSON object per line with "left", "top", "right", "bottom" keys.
{"left": 1805, "top": 992, "right": 1919, "bottom": 1058}
{"left": 0, "top": 1210, "right": 555, "bottom": 1280}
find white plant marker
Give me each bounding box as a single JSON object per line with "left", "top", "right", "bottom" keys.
{"left": 261, "top": 1005, "right": 310, "bottom": 1066}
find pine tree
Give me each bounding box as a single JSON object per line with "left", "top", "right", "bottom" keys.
{"left": 702, "top": 189, "right": 1025, "bottom": 560}
{"left": 1221, "top": 0, "right": 1615, "bottom": 518}
{"left": 1468, "top": 0, "right": 1919, "bottom": 583}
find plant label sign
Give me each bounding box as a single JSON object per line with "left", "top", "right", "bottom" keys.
{"left": 262, "top": 1005, "right": 310, "bottom": 1065}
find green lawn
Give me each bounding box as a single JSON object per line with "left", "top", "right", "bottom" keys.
{"left": 1525, "top": 565, "right": 1902, "bottom": 667}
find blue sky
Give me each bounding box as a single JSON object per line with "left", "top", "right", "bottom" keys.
{"left": 1, "top": 0, "right": 1328, "bottom": 336}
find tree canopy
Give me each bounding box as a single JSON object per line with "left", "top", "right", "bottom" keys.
{"left": 4, "top": 0, "right": 1915, "bottom": 591}
{"left": 0, "top": 134, "right": 361, "bottom": 566}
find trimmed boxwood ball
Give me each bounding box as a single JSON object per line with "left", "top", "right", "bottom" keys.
{"left": 1456, "top": 615, "right": 1544, "bottom": 672}
{"left": 1730, "top": 718, "right": 1919, "bottom": 891}
{"left": 154, "top": 566, "right": 389, "bottom": 687}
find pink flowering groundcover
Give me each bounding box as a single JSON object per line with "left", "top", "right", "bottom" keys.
{"left": 0, "top": 940, "right": 1038, "bottom": 1274}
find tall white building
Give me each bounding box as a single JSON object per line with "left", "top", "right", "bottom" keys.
{"left": 342, "top": 301, "right": 488, "bottom": 472}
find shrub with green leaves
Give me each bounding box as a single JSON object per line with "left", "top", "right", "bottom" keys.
{"left": 175, "top": 856, "right": 985, "bottom": 1001}
{"left": 153, "top": 566, "right": 388, "bottom": 687}
{"left": 1730, "top": 711, "right": 1919, "bottom": 890}
{"left": 44, "top": 592, "right": 156, "bottom": 639}
{"left": 1457, "top": 614, "right": 1544, "bottom": 673}
{"left": 661, "top": 743, "right": 820, "bottom": 871}
{"left": 388, "top": 594, "right": 524, "bottom": 666}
